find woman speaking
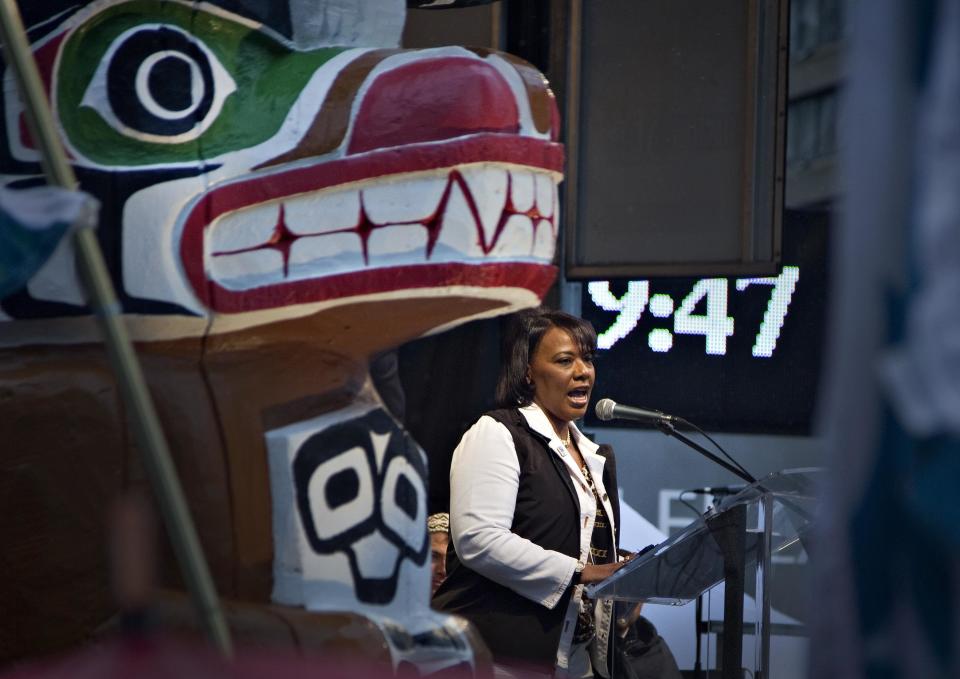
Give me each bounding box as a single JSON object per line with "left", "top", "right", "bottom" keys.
{"left": 433, "top": 308, "right": 629, "bottom": 677}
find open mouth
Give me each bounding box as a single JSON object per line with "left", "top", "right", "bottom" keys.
{"left": 567, "top": 387, "right": 591, "bottom": 408}
{"left": 180, "top": 135, "right": 562, "bottom": 313}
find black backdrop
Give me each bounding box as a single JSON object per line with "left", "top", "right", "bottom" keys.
{"left": 399, "top": 317, "right": 504, "bottom": 515}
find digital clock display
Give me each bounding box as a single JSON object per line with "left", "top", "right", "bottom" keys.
{"left": 581, "top": 210, "right": 829, "bottom": 434}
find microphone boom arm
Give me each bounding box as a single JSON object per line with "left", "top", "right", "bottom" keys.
{"left": 660, "top": 420, "right": 814, "bottom": 524}
{"left": 656, "top": 419, "right": 757, "bottom": 485}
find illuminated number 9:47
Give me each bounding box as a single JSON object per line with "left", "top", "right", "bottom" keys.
{"left": 587, "top": 266, "right": 799, "bottom": 357}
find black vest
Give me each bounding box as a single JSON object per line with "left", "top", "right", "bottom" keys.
{"left": 432, "top": 409, "right": 621, "bottom": 670}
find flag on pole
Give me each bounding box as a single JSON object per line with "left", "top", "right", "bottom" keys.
{"left": 0, "top": 184, "right": 94, "bottom": 298}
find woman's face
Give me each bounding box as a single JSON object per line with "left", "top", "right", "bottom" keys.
{"left": 528, "top": 326, "right": 595, "bottom": 426}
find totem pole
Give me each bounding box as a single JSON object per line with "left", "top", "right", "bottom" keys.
{"left": 0, "top": 0, "right": 562, "bottom": 671}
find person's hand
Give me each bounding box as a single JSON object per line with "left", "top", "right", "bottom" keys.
{"left": 579, "top": 560, "right": 626, "bottom": 584}
{"left": 430, "top": 530, "right": 449, "bottom": 595}
{"left": 616, "top": 602, "right": 644, "bottom": 636}
{"left": 579, "top": 549, "right": 639, "bottom": 585}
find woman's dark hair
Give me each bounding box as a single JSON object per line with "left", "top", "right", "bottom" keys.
{"left": 495, "top": 307, "right": 597, "bottom": 408}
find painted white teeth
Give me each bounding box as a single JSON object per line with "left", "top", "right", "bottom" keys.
{"left": 205, "top": 166, "right": 559, "bottom": 290}
{"left": 368, "top": 224, "right": 429, "bottom": 263}
{"left": 210, "top": 249, "right": 284, "bottom": 290}
{"left": 288, "top": 233, "right": 364, "bottom": 277}
{"left": 362, "top": 175, "right": 447, "bottom": 225}
{"left": 510, "top": 170, "right": 535, "bottom": 212}
{"left": 209, "top": 202, "right": 280, "bottom": 253}
{"left": 491, "top": 214, "right": 533, "bottom": 258}
{"left": 460, "top": 165, "right": 507, "bottom": 248}
{"left": 532, "top": 219, "right": 555, "bottom": 261}
{"left": 432, "top": 181, "right": 484, "bottom": 260}
{"left": 284, "top": 188, "right": 360, "bottom": 235}
{"left": 535, "top": 173, "right": 554, "bottom": 218}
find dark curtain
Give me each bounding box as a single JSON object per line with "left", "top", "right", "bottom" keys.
{"left": 398, "top": 316, "right": 505, "bottom": 515}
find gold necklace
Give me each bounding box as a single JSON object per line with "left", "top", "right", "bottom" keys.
{"left": 581, "top": 463, "right": 596, "bottom": 492}
{"left": 563, "top": 428, "right": 572, "bottom": 446}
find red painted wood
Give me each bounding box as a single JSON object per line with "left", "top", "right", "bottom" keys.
{"left": 348, "top": 58, "right": 519, "bottom": 154}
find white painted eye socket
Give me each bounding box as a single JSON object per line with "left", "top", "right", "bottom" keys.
{"left": 135, "top": 51, "right": 205, "bottom": 120}
{"left": 380, "top": 455, "right": 426, "bottom": 553}
{"left": 79, "top": 24, "right": 237, "bottom": 144}
{"left": 306, "top": 445, "right": 375, "bottom": 540}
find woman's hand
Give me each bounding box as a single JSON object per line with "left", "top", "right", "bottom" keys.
{"left": 616, "top": 602, "right": 644, "bottom": 636}
{"left": 578, "top": 550, "right": 637, "bottom": 585}
{"left": 579, "top": 560, "right": 626, "bottom": 584}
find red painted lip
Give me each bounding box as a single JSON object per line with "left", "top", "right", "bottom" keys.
{"left": 179, "top": 134, "right": 563, "bottom": 313}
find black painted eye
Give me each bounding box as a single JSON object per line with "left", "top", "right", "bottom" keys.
{"left": 81, "top": 25, "right": 235, "bottom": 143}
{"left": 380, "top": 440, "right": 427, "bottom": 556}
{"left": 295, "top": 442, "right": 375, "bottom": 550}
{"left": 326, "top": 467, "right": 361, "bottom": 509}
{"left": 393, "top": 474, "right": 417, "bottom": 519}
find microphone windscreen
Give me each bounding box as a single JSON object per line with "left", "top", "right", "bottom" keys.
{"left": 595, "top": 398, "right": 616, "bottom": 421}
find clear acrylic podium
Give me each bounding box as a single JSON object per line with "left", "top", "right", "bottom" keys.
{"left": 586, "top": 469, "right": 821, "bottom": 679}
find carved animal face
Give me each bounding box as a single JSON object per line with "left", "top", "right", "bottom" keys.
{"left": 0, "top": 0, "right": 561, "bottom": 342}
{"left": 269, "top": 395, "right": 430, "bottom": 610}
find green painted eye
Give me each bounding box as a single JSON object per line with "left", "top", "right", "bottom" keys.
{"left": 56, "top": 1, "right": 344, "bottom": 166}
{"left": 80, "top": 24, "right": 237, "bottom": 145}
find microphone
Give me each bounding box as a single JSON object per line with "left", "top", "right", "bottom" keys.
{"left": 594, "top": 398, "right": 678, "bottom": 426}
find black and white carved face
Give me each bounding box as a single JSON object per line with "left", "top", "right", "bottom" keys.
{"left": 266, "top": 396, "right": 479, "bottom": 671}
{"left": 289, "top": 408, "right": 428, "bottom": 604}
